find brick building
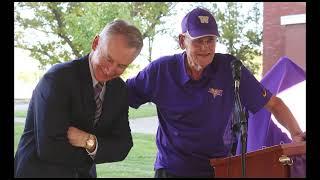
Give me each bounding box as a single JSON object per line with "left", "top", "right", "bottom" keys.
{"left": 263, "top": 2, "right": 306, "bottom": 75}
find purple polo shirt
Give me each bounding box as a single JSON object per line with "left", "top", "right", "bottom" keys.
{"left": 126, "top": 52, "right": 272, "bottom": 177}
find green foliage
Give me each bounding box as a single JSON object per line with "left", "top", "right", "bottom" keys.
{"left": 15, "top": 2, "right": 263, "bottom": 77}
{"left": 209, "top": 2, "right": 263, "bottom": 76}
{"left": 129, "top": 2, "right": 177, "bottom": 62}
{"left": 63, "top": 2, "right": 133, "bottom": 56}
{"left": 130, "top": 2, "right": 175, "bottom": 38}
{"left": 14, "top": 2, "right": 133, "bottom": 67}
{"left": 14, "top": 2, "right": 176, "bottom": 69}
{"left": 15, "top": 2, "right": 75, "bottom": 66}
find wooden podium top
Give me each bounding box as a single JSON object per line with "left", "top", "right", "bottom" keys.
{"left": 210, "top": 142, "right": 306, "bottom": 177}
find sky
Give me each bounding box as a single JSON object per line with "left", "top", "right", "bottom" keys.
{"left": 14, "top": 2, "right": 258, "bottom": 99}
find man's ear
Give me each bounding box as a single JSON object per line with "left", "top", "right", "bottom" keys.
{"left": 91, "top": 35, "right": 100, "bottom": 50}
{"left": 178, "top": 34, "right": 186, "bottom": 50}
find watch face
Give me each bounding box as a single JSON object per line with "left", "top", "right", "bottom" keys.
{"left": 87, "top": 139, "right": 95, "bottom": 147}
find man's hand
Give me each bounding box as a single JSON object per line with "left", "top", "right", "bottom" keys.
{"left": 67, "top": 126, "right": 89, "bottom": 148}
{"left": 292, "top": 132, "right": 306, "bottom": 143}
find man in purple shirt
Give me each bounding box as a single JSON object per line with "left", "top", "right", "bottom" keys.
{"left": 126, "top": 7, "right": 305, "bottom": 178}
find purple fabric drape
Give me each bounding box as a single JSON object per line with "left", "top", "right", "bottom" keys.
{"left": 236, "top": 56, "right": 306, "bottom": 177}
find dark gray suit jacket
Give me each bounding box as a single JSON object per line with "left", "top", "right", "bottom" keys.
{"left": 14, "top": 54, "right": 133, "bottom": 178}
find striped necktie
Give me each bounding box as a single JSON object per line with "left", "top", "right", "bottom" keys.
{"left": 94, "top": 82, "right": 104, "bottom": 125}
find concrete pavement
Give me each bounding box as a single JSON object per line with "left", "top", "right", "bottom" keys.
{"left": 129, "top": 116, "right": 158, "bottom": 134}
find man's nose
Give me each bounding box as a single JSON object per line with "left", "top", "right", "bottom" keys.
{"left": 200, "top": 41, "right": 210, "bottom": 50}
{"left": 106, "top": 63, "right": 119, "bottom": 75}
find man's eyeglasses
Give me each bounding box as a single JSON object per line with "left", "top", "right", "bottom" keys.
{"left": 97, "top": 46, "right": 128, "bottom": 72}
{"left": 183, "top": 33, "right": 217, "bottom": 48}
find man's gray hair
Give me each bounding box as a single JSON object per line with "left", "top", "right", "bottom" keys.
{"left": 99, "top": 19, "right": 143, "bottom": 54}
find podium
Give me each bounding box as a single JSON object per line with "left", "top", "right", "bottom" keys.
{"left": 209, "top": 142, "right": 306, "bottom": 177}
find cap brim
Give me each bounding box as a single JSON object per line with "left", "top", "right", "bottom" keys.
{"left": 188, "top": 34, "right": 218, "bottom": 40}
{"left": 187, "top": 29, "right": 220, "bottom": 39}
{"left": 188, "top": 27, "right": 220, "bottom": 38}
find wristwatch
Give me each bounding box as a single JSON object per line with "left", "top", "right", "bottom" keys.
{"left": 85, "top": 134, "right": 96, "bottom": 150}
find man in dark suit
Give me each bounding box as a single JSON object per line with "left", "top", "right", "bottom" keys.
{"left": 14, "top": 19, "right": 144, "bottom": 178}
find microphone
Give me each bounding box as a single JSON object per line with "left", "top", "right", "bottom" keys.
{"left": 231, "top": 60, "right": 242, "bottom": 88}
{"left": 230, "top": 59, "right": 248, "bottom": 176}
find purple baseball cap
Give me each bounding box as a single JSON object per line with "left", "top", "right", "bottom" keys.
{"left": 181, "top": 7, "right": 220, "bottom": 39}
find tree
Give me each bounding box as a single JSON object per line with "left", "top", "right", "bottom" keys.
{"left": 14, "top": 2, "right": 132, "bottom": 68}
{"left": 14, "top": 2, "right": 178, "bottom": 71}
{"left": 130, "top": 2, "right": 177, "bottom": 62}
{"left": 209, "top": 2, "right": 262, "bottom": 76}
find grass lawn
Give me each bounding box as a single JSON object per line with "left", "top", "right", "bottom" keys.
{"left": 96, "top": 133, "right": 157, "bottom": 178}
{"left": 128, "top": 103, "right": 157, "bottom": 119}
{"left": 15, "top": 103, "right": 157, "bottom": 119}
{"left": 14, "top": 122, "right": 157, "bottom": 178}
{"left": 14, "top": 110, "right": 27, "bottom": 118}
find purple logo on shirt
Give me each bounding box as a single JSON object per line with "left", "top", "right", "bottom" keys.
{"left": 208, "top": 88, "right": 223, "bottom": 98}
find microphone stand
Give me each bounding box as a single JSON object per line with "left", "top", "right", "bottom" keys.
{"left": 233, "top": 79, "right": 248, "bottom": 177}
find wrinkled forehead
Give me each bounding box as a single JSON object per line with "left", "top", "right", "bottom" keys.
{"left": 183, "top": 31, "right": 217, "bottom": 40}
{"left": 185, "top": 35, "right": 217, "bottom": 43}
{"left": 101, "top": 35, "right": 138, "bottom": 64}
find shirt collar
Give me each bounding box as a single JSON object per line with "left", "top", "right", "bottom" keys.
{"left": 178, "top": 52, "right": 217, "bottom": 85}
{"left": 178, "top": 52, "right": 191, "bottom": 85}
{"left": 202, "top": 59, "right": 217, "bottom": 79}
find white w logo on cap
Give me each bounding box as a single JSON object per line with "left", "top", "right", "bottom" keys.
{"left": 198, "top": 16, "right": 209, "bottom": 23}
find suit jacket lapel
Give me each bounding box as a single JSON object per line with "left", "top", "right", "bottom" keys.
{"left": 77, "top": 55, "right": 96, "bottom": 128}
